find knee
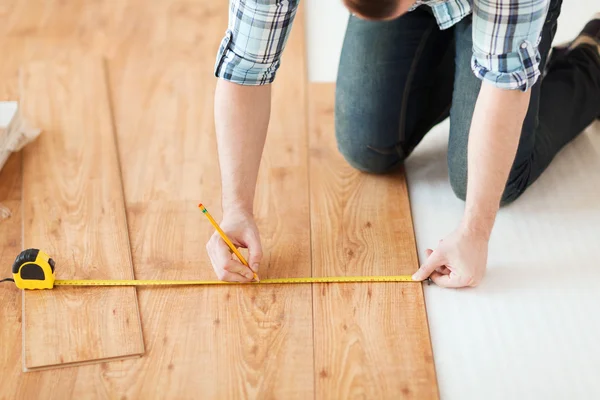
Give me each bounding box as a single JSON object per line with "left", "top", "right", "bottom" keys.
{"left": 448, "top": 159, "right": 528, "bottom": 206}
{"left": 448, "top": 152, "right": 468, "bottom": 202}
{"left": 335, "top": 98, "right": 404, "bottom": 175}
{"left": 337, "top": 139, "right": 404, "bottom": 174}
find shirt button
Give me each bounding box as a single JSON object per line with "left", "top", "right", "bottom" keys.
{"left": 520, "top": 42, "right": 527, "bottom": 49}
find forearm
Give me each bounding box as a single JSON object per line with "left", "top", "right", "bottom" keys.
{"left": 214, "top": 79, "right": 271, "bottom": 214}
{"left": 462, "top": 82, "right": 531, "bottom": 238}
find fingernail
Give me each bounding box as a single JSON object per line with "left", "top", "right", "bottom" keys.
{"left": 252, "top": 263, "right": 259, "bottom": 272}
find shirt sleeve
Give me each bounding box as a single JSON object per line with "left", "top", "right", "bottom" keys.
{"left": 214, "top": 0, "right": 300, "bottom": 85}
{"left": 471, "top": 0, "right": 550, "bottom": 91}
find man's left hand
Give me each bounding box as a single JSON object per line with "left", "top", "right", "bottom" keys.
{"left": 411, "top": 226, "right": 489, "bottom": 288}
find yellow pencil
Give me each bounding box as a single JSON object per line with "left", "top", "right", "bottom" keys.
{"left": 198, "top": 203, "right": 258, "bottom": 281}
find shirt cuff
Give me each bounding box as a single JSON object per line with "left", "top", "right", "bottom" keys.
{"left": 214, "top": 30, "right": 280, "bottom": 86}
{"left": 471, "top": 39, "right": 542, "bottom": 91}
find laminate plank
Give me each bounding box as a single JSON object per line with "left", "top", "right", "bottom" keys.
{"left": 20, "top": 56, "right": 144, "bottom": 370}
{"left": 309, "top": 84, "right": 439, "bottom": 399}
{"left": 104, "top": 3, "right": 313, "bottom": 397}
{"left": 0, "top": 153, "right": 25, "bottom": 394}
{"left": 2, "top": 0, "right": 314, "bottom": 396}
{"left": 0, "top": 45, "right": 138, "bottom": 398}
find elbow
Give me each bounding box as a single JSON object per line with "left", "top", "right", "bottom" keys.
{"left": 471, "top": 39, "right": 543, "bottom": 92}
{"left": 214, "top": 31, "right": 282, "bottom": 86}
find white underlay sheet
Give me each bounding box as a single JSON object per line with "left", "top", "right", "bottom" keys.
{"left": 405, "top": 120, "right": 600, "bottom": 400}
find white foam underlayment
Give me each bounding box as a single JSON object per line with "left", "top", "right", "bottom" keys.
{"left": 305, "top": 1, "right": 600, "bottom": 398}
{"left": 406, "top": 120, "right": 600, "bottom": 400}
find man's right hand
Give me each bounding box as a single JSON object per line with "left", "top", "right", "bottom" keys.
{"left": 205, "top": 210, "right": 263, "bottom": 282}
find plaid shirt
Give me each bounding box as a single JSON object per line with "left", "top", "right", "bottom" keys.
{"left": 214, "top": 0, "right": 550, "bottom": 91}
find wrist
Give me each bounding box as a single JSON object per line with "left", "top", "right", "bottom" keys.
{"left": 221, "top": 200, "right": 253, "bottom": 219}
{"left": 460, "top": 206, "right": 496, "bottom": 241}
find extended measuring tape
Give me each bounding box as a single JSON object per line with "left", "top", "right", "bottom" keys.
{"left": 2, "top": 249, "right": 416, "bottom": 290}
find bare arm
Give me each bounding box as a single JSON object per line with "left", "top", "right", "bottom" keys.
{"left": 461, "top": 82, "right": 531, "bottom": 238}
{"left": 413, "top": 83, "right": 530, "bottom": 286}
{"left": 207, "top": 0, "right": 299, "bottom": 281}
{"left": 206, "top": 80, "right": 271, "bottom": 282}
{"left": 214, "top": 79, "right": 271, "bottom": 214}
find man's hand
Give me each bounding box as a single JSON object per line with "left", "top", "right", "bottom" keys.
{"left": 211, "top": 80, "right": 270, "bottom": 281}
{"left": 414, "top": 82, "right": 530, "bottom": 288}
{"left": 412, "top": 226, "right": 489, "bottom": 288}
{"left": 206, "top": 210, "right": 263, "bottom": 282}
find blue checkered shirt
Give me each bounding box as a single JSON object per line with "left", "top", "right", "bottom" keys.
{"left": 214, "top": 0, "right": 550, "bottom": 91}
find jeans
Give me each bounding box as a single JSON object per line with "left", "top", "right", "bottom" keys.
{"left": 335, "top": 0, "right": 600, "bottom": 204}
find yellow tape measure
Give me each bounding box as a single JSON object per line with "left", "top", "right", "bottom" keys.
{"left": 5, "top": 249, "right": 416, "bottom": 290}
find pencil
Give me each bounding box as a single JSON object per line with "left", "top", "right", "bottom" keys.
{"left": 198, "top": 203, "right": 258, "bottom": 281}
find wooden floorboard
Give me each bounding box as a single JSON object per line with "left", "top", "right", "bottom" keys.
{"left": 20, "top": 56, "right": 144, "bottom": 370}
{"left": 0, "top": 153, "right": 26, "bottom": 396}
{"left": 0, "top": 1, "right": 438, "bottom": 397}
{"left": 104, "top": 1, "right": 314, "bottom": 397}
{"left": 309, "top": 84, "right": 439, "bottom": 399}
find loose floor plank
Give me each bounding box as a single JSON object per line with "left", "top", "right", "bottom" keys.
{"left": 20, "top": 56, "right": 144, "bottom": 370}
{"left": 309, "top": 84, "right": 439, "bottom": 399}
{"left": 0, "top": 153, "right": 25, "bottom": 395}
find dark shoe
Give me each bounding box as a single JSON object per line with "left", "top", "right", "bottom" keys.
{"left": 553, "top": 13, "right": 600, "bottom": 57}
{"left": 568, "top": 13, "right": 600, "bottom": 56}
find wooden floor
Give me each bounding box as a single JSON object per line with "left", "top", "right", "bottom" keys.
{"left": 0, "top": 1, "right": 437, "bottom": 398}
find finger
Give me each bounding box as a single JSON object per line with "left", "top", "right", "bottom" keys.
{"left": 425, "top": 249, "right": 448, "bottom": 274}
{"left": 430, "top": 271, "right": 469, "bottom": 288}
{"left": 211, "top": 236, "right": 237, "bottom": 266}
{"left": 413, "top": 250, "right": 445, "bottom": 281}
{"left": 243, "top": 230, "right": 263, "bottom": 273}
{"left": 219, "top": 271, "right": 253, "bottom": 283}
{"left": 429, "top": 272, "right": 452, "bottom": 287}
{"left": 223, "top": 260, "right": 255, "bottom": 280}
{"left": 208, "top": 236, "right": 252, "bottom": 280}
{"left": 435, "top": 266, "right": 450, "bottom": 274}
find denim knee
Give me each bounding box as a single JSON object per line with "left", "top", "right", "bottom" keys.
{"left": 335, "top": 103, "right": 405, "bottom": 174}
{"left": 336, "top": 138, "right": 404, "bottom": 174}
{"left": 448, "top": 161, "right": 467, "bottom": 201}
{"left": 448, "top": 155, "right": 528, "bottom": 206}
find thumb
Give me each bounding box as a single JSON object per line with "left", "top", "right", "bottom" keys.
{"left": 412, "top": 249, "right": 445, "bottom": 281}
{"left": 244, "top": 230, "right": 263, "bottom": 273}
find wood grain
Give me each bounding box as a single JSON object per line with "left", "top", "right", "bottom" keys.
{"left": 20, "top": 56, "right": 144, "bottom": 370}
{"left": 0, "top": 152, "right": 24, "bottom": 393}
{"left": 103, "top": 1, "right": 314, "bottom": 397}
{"left": 0, "top": 1, "right": 438, "bottom": 397}
{"left": 309, "top": 84, "right": 439, "bottom": 399}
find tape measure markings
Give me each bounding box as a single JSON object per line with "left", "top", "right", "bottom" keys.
{"left": 54, "top": 275, "right": 415, "bottom": 287}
